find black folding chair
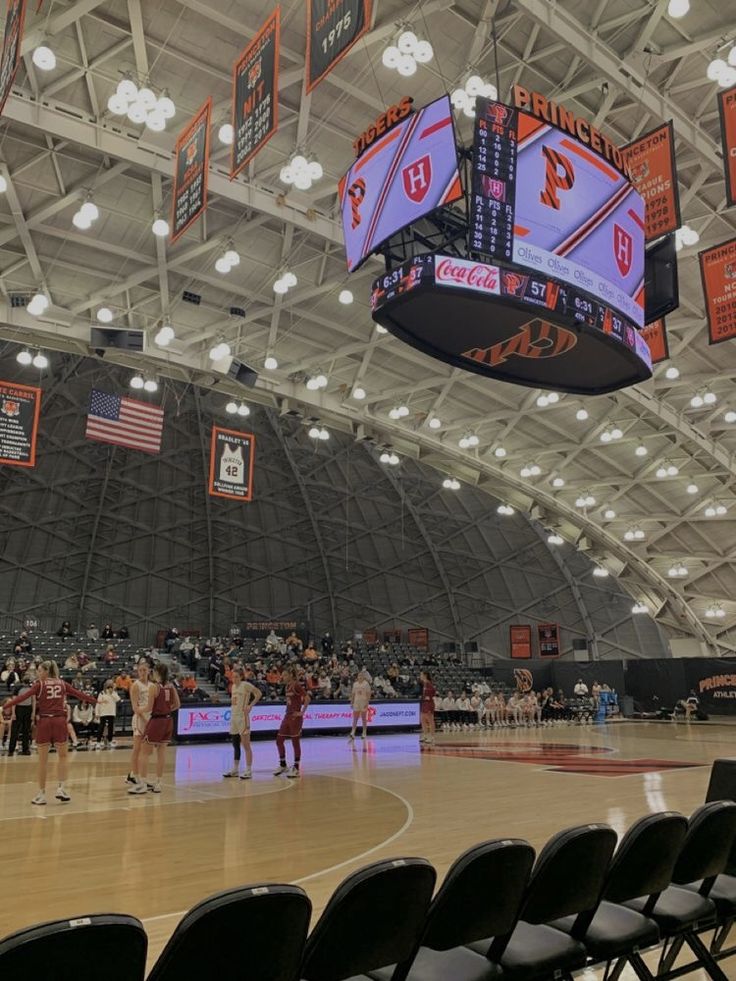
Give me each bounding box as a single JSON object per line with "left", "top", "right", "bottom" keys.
{"left": 621, "top": 800, "right": 736, "bottom": 981}
{"left": 368, "top": 838, "right": 535, "bottom": 981}
{"left": 301, "top": 858, "right": 436, "bottom": 981}
{"left": 147, "top": 884, "right": 311, "bottom": 981}
{"left": 552, "top": 812, "right": 688, "bottom": 980}
{"left": 0, "top": 913, "right": 147, "bottom": 981}
{"left": 469, "top": 823, "right": 617, "bottom": 981}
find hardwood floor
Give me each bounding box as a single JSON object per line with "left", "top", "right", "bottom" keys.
{"left": 2, "top": 720, "right": 735, "bottom": 977}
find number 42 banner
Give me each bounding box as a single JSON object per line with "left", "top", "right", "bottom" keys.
{"left": 306, "top": 0, "right": 371, "bottom": 92}
{"left": 208, "top": 426, "right": 255, "bottom": 501}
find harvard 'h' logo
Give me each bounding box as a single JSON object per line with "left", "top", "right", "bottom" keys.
{"left": 463, "top": 319, "right": 577, "bottom": 368}
{"left": 614, "top": 224, "right": 633, "bottom": 278}
{"left": 402, "top": 154, "right": 432, "bottom": 203}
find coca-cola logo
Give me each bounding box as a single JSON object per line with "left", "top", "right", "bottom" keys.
{"left": 435, "top": 257, "right": 500, "bottom": 294}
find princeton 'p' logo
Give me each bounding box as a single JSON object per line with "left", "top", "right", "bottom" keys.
{"left": 540, "top": 145, "right": 575, "bottom": 210}
{"left": 514, "top": 669, "right": 533, "bottom": 693}
{"left": 462, "top": 319, "right": 577, "bottom": 368}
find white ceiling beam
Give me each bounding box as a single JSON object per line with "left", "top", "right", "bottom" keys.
{"left": 21, "top": 0, "right": 110, "bottom": 55}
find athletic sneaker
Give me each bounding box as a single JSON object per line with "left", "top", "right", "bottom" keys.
{"left": 286, "top": 766, "right": 300, "bottom": 779}
{"left": 151, "top": 781, "right": 162, "bottom": 794}
{"left": 110, "top": 740, "right": 117, "bottom": 748}
{"left": 223, "top": 769, "right": 239, "bottom": 778}
{"left": 239, "top": 769, "right": 252, "bottom": 780}
{"left": 128, "top": 782, "right": 147, "bottom": 795}
{"left": 94, "top": 742, "right": 103, "bottom": 751}
{"left": 273, "top": 764, "right": 288, "bottom": 776}
{"left": 146, "top": 783, "right": 156, "bottom": 791}
{"left": 348, "top": 733, "right": 355, "bottom": 742}
{"left": 125, "top": 772, "right": 137, "bottom": 785}
{"left": 55, "top": 786, "right": 71, "bottom": 802}
{"left": 31, "top": 792, "right": 46, "bottom": 806}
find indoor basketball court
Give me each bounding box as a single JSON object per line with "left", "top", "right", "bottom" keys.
{"left": 1, "top": 0, "right": 736, "bottom": 979}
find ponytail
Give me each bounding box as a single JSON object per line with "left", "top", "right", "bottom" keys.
{"left": 42, "top": 660, "right": 59, "bottom": 679}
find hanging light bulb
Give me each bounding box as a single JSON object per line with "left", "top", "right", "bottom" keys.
{"left": 338, "top": 289, "right": 353, "bottom": 305}
{"left": 152, "top": 217, "right": 170, "bottom": 237}
{"left": 32, "top": 44, "right": 56, "bottom": 71}
{"left": 137, "top": 87, "right": 156, "bottom": 110}
{"left": 27, "top": 292, "right": 49, "bottom": 316}
{"left": 72, "top": 211, "right": 92, "bottom": 230}
{"left": 593, "top": 566, "right": 609, "bottom": 578}
{"left": 635, "top": 444, "right": 648, "bottom": 457}
{"left": 494, "top": 447, "right": 507, "bottom": 458}
{"left": 667, "top": 0, "right": 689, "bottom": 16}
{"left": 604, "top": 508, "right": 616, "bottom": 520}
{"left": 130, "top": 374, "right": 144, "bottom": 389}
{"left": 237, "top": 403, "right": 250, "bottom": 417}
{"left": 146, "top": 109, "right": 166, "bottom": 133}
{"left": 143, "top": 379, "right": 158, "bottom": 393}
{"left": 127, "top": 102, "right": 147, "bottom": 125}
{"left": 576, "top": 408, "right": 589, "bottom": 421}
{"left": 16, "top": 349, "right": 32, "bottom": 365}
{"left": 32, "top": 352, "right": 48, "bottom": 369}
{"left": 157, "top": 93, "right": 176, "bottom": 119}
{"left": 155, "top": 323, "right": 175, "bottom": 347}
{"left": 428, "top": 416, "right": 441, "bottom": 429}
{"left": 665, "top": 365, "right": 680, "bottom": 380}
{"left": 96, "top": 306, "right": 113, "bottom": 323}
{"left": 397, "top": 30, "right": 418, "bottom": 54}
{"left": 264, "top": 356, "right": 278, "bottom": 370}
{"left": 352, "top": 386, "right": 366, "bottom": 400}
{"left": 117, "top": 76, "right": 138, "bottom": 102}
{"left": 551, "top": 476, "right": 565, "bottom": 488}
{"left": 686, "top": 483, "right": 699, "bottom": 495}
{"left": 107, "top": 93, "right": 128, "bottom": 115}
{"left": 382, "top": 46, "right": 401, "bottom": 69}
{"left": 226, "top": 402, "right": 238, "bottom": 415}
{"left": 218, "top": 123, "right": 234, "bottom": 145}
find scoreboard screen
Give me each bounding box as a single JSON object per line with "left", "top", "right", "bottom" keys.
{"left": 470, "top": 98, "right": 645, "bottom": 328}
{"left": 339, "top": 95, "right": 463, "bottom": 273}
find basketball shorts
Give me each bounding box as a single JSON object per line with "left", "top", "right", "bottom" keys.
{"left": 144, "top": 716, "right": 173, "bottom": 745}
{"left": 133, "top": 713, "right": 151, "bottom": 737}
{"left": 36, "top": 717, "right": 68, "bottom": 746}
{"left": 278, "top": 715, "right": 303, "bottom": 738}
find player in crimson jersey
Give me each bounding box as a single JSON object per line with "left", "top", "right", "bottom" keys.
{"left": 128, "top": 663, "right": 180, "bottom": 796}
{"left": 4, "top": 660, "right": 96, "bottom": 805}
{"left": 419, "top": 670, "right": 437, "bottom": 748}
{"left": 274, "top": 666, "right": 310, "bottom": 779}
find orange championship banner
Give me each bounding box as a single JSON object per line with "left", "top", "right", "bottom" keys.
{"left": 0, "top": 379, "right": 41, "bottom": 467}
{"left": 230, "top": 6, "right": 280, "bottom": 179}
{"left": 0, "top": 0, "right": 26, "bottom": 117}
{"left": 624, "top": 121, "right": 681, "bottom": 242}
{"left": 208, "top": 425, "right": 255, "bottom": 501}
{"left": 510, "top": 624, "right": 532, "bottom": 659}
{"left": 639, "top": 318, "right": 669, "bottom": 364}
{"left": 718, "top": 85, "right": 736, "bottom": 208}
{"left": 171, "top": 98, "right": 211, "bottom": 244}
{"left": 699, "top": 237, "right": 736, "bottom": 345}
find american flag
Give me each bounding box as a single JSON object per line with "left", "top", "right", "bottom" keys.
{"left": 85, "top": 389, "right": 164, "bottom": 454}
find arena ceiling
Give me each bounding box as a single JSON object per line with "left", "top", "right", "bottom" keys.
{"left": 0, "top": 0, "right": 735, "bottom": 652}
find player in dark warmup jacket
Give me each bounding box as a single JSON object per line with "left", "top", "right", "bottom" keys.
{"left": 4, "top": 660, "right": 96, "bottom": 805}
{"left": 274, "top": 666, "right": 310, "bottom": 779}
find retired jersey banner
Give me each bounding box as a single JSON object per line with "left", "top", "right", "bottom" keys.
{"left": 640, "top": 318, "right": 669, "bottom": 364}
{"left": 624, "top": 121, "right": 680, "bottom": 242}
{"left": 538, "top": 623, "right": 561, "bottom": 658}
{"left": 718, "top": 86, "right": 736, "bottom": 208}
{"left": 510, "top": 625, "right": 532, "bottom": 659}
{"left": 0, "top": 0, "right": 26, "bottom": 116}
{"left": 306, "top": 0, "right": 370, "bottom": 92}
{"left": 171, "top": 98, "right": 211, "bottom": 244}
{"left": 208, "top": 426, "right": 255, "bottom": 501}
{"left": 0, "top": 379, "right": 40, "bottom": 467}
{"left": 231, "top": 7, "right": 279, "bottom": 179}
{"left": 699, "top": 238, "right": 736, "bottom": 345}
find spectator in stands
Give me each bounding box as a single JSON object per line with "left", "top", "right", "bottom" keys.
{"left": 57, "top": 620, "right": 75, "bottom": 639}
{"left": 95, "top": 680, "right": 120, "bottom": 749}
{"left": 179, "top": 636, "right": 195, "bottom": 669}
{"left": 165, "top": 627, "right": 179, "bottom": 651}
{"left": 101, "top": 623, "right": 115, "bottom": 640}
{"left": 86, "top": 623, "right": 99, "bottom": 641}
{"left": 441, "top": 690, "right": 457, "bottom": 730}
{"left": 285, "top": 632, "right": 302, "bottom": 655}
{"left": 321, "top": 632, "right": 334, "bottom": 656}
{"left": 103, "top": 646, "right": 118, "bottom": 664}
{"left": 118, "top": 625, "right": 129, "bottom": 639}
{"left": 574, "top": 678, "right": 589, "bottom": 697}
{"left": 181, "top": 674, "right": 197, "bottom": 693}
{"left": 2, "top": 658, "right": 20, "bottom": 691}
{"left": 266, "top": 664, "right": 282, "bottom": 685}
{"left": 456, "top": 692, "right": 472, "bottom": 729}
{"left": 13, "top": 631, "right": 32, "bottom": 654}
{"left": 303, "top": 641, "right": 319, "bottom": 662}
{"left": 72, "top": 700, "right": 95, "bottom": 747}
{"left": 114, "top": 670, "right": 132, "bottom": 695}
{"left": 265, "top": 630, "right": 280, "bottom": 653}
{"left": 64, "top": 652, "right": 80, "bottom": 671}
{"left": 317, "top": 671, "right": 332, "bottom": 699}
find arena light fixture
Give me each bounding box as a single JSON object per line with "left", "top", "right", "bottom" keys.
{"left": 279, "top": 153, "right": 323, "bottom": 191}
{"left": 379, "top": 448, "right": 400, "bottom": 465}
{"left": 338, "top": 289, "right": 354, "bottom": 305}
{"left": 72, "top": 195, "right": 99, "bottom": 231}
{"left": 130, "top": 374, "right": 144, "bottom": 389}
{"left": 668, "top": 563, "right": 688, "bottom": 578}
{"left": 705, "top": 604, "right": 726, "bottom": 619}
{"left": 306, "top": 372, "right": 328, "bottom": 391}
{"left": 237, "top": 403, "right": 250, "bottom": 417}
{"left": 706, "top": 57, "right": 736, "bottom": 87}
{"left": 152, "top": 216, "right": 169, "bottom": 237}
{"left": 16, "top": 349, "right": 32, "bottom": 365}
{"left": 0, "top": 174, "right": 7, "bottom": 193}
{"left": 143, "top": 379, "right": 158, "bottom": 393}
{"left": 218, "top": 123, "right": 234, "bottom": 145}
{"left": 451, "top": 72, "right": 498, "bottom": 118}
{"left": 264, "top": 355, "right": 279, "bottom": 370}
{"left": 689, "top": 392, "right": 704, "bottom": 408}
{"left": 675, "top": 224, "right": 700, "bottom": 250}
{"left": 375, "top": 324, "right": 388, "bottom": 334}
{"left": 27, "top": 291, "right": 49, "bottom": 316}
{"left": 664, "top": 365, "right": 680, "bottom": 380}
{"left": 274, "top": 270, "right": 297, "bottom": 294}
{"left": 667, "top": 0, "right": 689, "bottom": 15}
{"left": 32, "top": 351, "right": 48, "bottom": 369}
{"left": 225, "top": 401, "right": 238, "bottom": 415}
{"left": 428, "top": 416, "right": 441, "bottom": 430}
{"left": 703, "top": 391, "right": 717, "bottom": 405}
{"left": 724, "top": 410, "right": 736, "bottom": 423}
{"left": 442, "top": 477, "right": 461, "bottom": 490}
{"left": 497, "top": 504, "right": 514, "bottom": 515}
{"left": 551, "top": 476, "right": 565, "bottom": 488}
{"left": 112, "top": 76, "right": 176, "bottom": 130}
{"left": 575, "top": 492, "right": 596, "bottom": 508}
{"left": 383, "top": 28, "right": 433, "bottom": 77}
{"left": 575, "top": 407, "right": 589, "bottom": 421}
{"left": 547, "top": 532, "right": 564, "bottom": 546}
{"left": 635, "top": 444, "right": 648, "bottom": 457}
{"left": 494, "top": 446, "right": 507, "bottom": 458}
{"left": 624, "top": 526, "right": 645, "bottom": 541}
{"left": 215, "top": 245, "right": 240, "bottom": 275}
{"left": 351, "top": 386, "right": 366, "bottom": 400}
{"left": 209, "top": 341, "right": 231, "bottom": 361}
{"left": 32, "top": 43, "right": 56, "bottom": 71}
{"left": 96, "top": 306, "right": 114, "bottom": 323}
{"left": 631, "top": 602, "right": 649, "bottom": 614}
{"left": 656, "top": 460, "right": 678, "bottom": 478}
{"left": 593, "top": 566, "right": 610, "bottom": 578}
{"left": 686, "top": 482, "right": 699, "bottom": 495}
{"left": 154, "top": 323, "right": 175, "bottom": 347}
{"left": 603, "top": 507, "right": 616, "bottom": 520}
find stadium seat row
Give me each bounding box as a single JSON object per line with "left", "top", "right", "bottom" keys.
{"left": 3, "top": 800, "right": 736, "bottom": 981}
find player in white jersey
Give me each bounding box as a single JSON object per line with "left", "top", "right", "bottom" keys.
{"left": 126, "top": 659, "right": 152, "bottom": 786}
{"left": 348, "top": 671, "right": 372, "bottom": 742}
{"left": 223, "top": 666, "right": 262, "bottom": 779}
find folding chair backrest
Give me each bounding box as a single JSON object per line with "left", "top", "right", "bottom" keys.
{"left": 0, "top": 914, "right": 147, "bottom": 981}
{"left": 672, "top": 801, "right": 736, "bottom": 887}
{"left": 422, "top": 839, "right": 535, "bottom": 951}
{"left": 520, "top": 824, "right": 617, "bottom": 926}
{"left": 705, "top": 759, "right": 736, "bottom": 803}
{"left": 604, "top": 812, "right": 689, "bottom": 903}
{"left": 301, "top": 858, "right": 436, "bottom": 981}
{"left": 147, "top": 884, "right": 311, "bottom": 981}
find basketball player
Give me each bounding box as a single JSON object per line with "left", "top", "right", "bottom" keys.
{"left": 419, "top": 670, "right": 436, "bottom": 746}
{"left": 348, "top": 670, "right": 371, "bottom": 742}
{"left": 3, "top": 660, "right": 96, "bottom": 804}
{"left": 223, "top": 665, "right": 262, "bottom": 779}
{"left": 0, "top": 698, "right": 12, "bottom": 753}
{"left": 126, "top": 659, "right": 153, "bottom": 787}
{"left": 129, "top": 663, "right": 180, "bottom": 795}
{"left": 274, "top": 666, "right": 309, "bottom": 778}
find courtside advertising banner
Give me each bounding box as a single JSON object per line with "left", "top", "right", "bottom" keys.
{"left": 624, "top": 122, "right": 680, "bottom": 242}
{"left": 699, "top": 238, "right": 736, "bottom": 345}
{"left": 171, "top": 98, "right": 211, "bottom": 243}
{"left": 718, "top": 86, "right": 736, "bottom": 208}
{"left": 231, "top": 6, "right": 280, "bottom": 179}
{"left": 0, "top": 380, "right": 41, "bottom": 467}
{"left": 0, "top": 0, "right": 25, "bottom": 116}
{"left": 208, "top": 425, "right": 255, "bottom": 501}
{"left": 178, "top": 699, "right": 420, "bottom": 737}
{"left": 306, "top": 0, "right": 370, "bottom": 92}
{"left": 640, "top": 318, "right": 669, "bottom": 364}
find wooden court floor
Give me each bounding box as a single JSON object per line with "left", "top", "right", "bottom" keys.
{"left": 2, "top": 720, "right": 736, "bottom": 978}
